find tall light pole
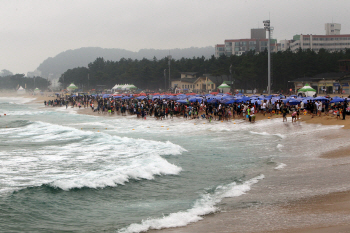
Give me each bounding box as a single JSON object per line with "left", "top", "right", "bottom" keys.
{"left": 264, "top": 19, "right": 271, "bottom": 95}
{"left": 229, "top": 64, "right": 232, "bottom": 93}
{"left": 168, "top": 55, "right": 172, "bottom": 91}
{"left": 88, "top": 73, "right": 90, "bottom": 92}
{"left": 164, "top": 69, "right": 166, "bottom": 91}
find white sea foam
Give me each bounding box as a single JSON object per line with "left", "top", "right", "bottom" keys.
{"left": 118, "top": 175, "right": 264, "bottom": 233}
{"left": 0, "top": 120, "right": 186, "bottom": 193}
{"left": 0, "top": 97, "right": 36, "bottom": 104}
{"left": 250, "top": 131, "right": 286, "bottom": 139}
{"left": 274, "top": 163, "right": 286, "bottom": 170}
{"left": 277, "top": 144, "right": 284, "bottom": 151}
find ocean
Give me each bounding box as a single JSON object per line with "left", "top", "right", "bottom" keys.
{"left": 1, "top": 97, "right": 349, "bottom": 233}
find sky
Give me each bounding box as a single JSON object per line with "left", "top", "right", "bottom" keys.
{"left": 1, "top": 0, "right": 350, "bottom": 75}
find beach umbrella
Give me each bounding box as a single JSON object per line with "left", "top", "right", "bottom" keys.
{"left": 288, "top": 99, "right": 301, "bottom": 105}
{"left": 314, "top": 96, "right": 329, "bottom": 102}
{"left": 330, "top": 98, "right": 344, "bottom": 103}
{"left": 176, "top": 99, "right": 188, "bottom": 104}
{"left": 224, "top": 99, "right": 236, "bottom": 105}
{"left": 208, "top": 99, "right": 218, "bottom": 104}
{"left": 251, "top": 99, "right": 261, "bottom": 105}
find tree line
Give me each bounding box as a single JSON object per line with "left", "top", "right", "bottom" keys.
{"left": 0, "top": 74, "right": 51, "bottom": 91}
{"left": 58, "top": 48, "right": 350, "bottom": 92}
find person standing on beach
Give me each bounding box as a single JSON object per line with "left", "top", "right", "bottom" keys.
{"left": 262, "top": 101, "right": 266, "bottom": 116}
{"left": 282, "top": 106, "right": 287, "bottom": 122}
{"left": 342, "top": 100, "right": 347, "bottom": 120}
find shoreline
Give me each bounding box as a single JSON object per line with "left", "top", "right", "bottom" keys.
{"left": 3, "top": 92, "right": 350, "bottom": 232}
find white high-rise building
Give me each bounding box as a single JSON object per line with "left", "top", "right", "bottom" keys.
{"left": 325, "top": 23, "right": 341, "bottom": 35}
{"left": 286, "top": 23, "right": 350, "bottom": 53}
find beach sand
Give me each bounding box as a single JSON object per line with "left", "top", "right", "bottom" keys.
{"left": 2, "top": 91, "right": 350, "bottom": 232}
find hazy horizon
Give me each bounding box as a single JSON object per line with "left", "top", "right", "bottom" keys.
{"left": 2, "top": 0, "right": 350, "bottom": 74}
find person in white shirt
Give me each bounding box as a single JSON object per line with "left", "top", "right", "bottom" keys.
{"left": 317, "top": 101, "right": 322, "bottom": 116}
{"left": 261, "top": 101, "right": 266, "bottom": 116}
{"left": 276, "top": 102, "right": 280, "bottom": 114}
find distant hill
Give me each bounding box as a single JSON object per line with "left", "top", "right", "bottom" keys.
{"left": 36, "top": 46, "right": 214, "bottom": 78}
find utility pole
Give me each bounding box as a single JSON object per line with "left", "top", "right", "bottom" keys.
{"left": 264, "top": 19, "right": 271, "bottom": 95}
{"left": 164, "top": 69, "right": 166, "bottom": 91}
{"left": 168, "top": 55, "right": 172, "bottom": 91}
{"left": 229, "top": 64, "right": 232, "bottom": 93}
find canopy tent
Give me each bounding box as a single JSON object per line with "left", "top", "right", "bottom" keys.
{"left": 17, "top": 86, "right": 26, "bottom": 94}
{"left": 112, "top": 84, "right": 138, "bottom": 91}
{"left": 67, "top": 83, "right": 78, "bottom": 91}
{"left": 112, "top": 84, "right": 122, "bottom": 90}
{"left": 217, "top": 83, "right": 231, "bottom": 93}
{"left": 33, "top": 88, "right": 41, "bottom": 94}
{"left": 297, "top": 84, "right": 316, "bottom": 97}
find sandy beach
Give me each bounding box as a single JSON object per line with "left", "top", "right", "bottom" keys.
{"left": 2, "top": 91, "right": 350, "bottom": 233}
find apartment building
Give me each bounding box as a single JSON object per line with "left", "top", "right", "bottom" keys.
{"left": 215, "top": 28, "right": 279, "bottom": 57}
{"left": 288, "top": 23, "right": 350, "bottom": 53}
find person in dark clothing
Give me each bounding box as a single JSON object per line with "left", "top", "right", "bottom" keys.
{"left": 342, "top": 100, "right": 348, "bottom": 120}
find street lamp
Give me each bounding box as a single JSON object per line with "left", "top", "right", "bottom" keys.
{"left": 263, "top": 19, "right": 271, "bottom": 95}
{"left": 229, "top": 64, "right": 232, "bottom": 93}
{"left": 164, "top": 69, "right": 167, "bottom": 91}
{"left": 168, "top": 55, "right": 172, "bottom": 91}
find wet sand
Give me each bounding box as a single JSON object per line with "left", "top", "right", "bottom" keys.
{"left": 2, "top": 91, "right": 350, "bottom": 232}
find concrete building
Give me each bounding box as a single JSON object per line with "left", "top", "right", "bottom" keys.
{"left": 325, "top": 23, "right": 341, "bottom": 35}
{"left": 290, "top": 60, "right": 350, "bottom": 94}
{"left": 287, "top": 23, "right": 350, "bottom": 53}
{"left": 215, "top": 28, "right": 278, "bottom": 57}
{"left": 171, "top": 72, "right": 230, "bottom": 93}
{"left": 171, "top": 72, "right": 198, "bottom": 93}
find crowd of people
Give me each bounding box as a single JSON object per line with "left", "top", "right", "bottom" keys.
{"left": 44, "top": 94, "right": 349, "bottom": 122}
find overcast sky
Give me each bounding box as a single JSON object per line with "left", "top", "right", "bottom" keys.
{"left": 1, "top": 0, "right": 350, "bottom": 75}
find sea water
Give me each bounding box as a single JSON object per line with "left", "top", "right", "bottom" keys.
{"left": 0, "top": 97, "right": 349, "bottom": 233}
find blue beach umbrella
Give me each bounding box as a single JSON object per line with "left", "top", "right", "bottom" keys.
{"left": 251, "top": 99, "right": 261, "bottom": 105}
{"left": 176, "top": 99, "right": 188, "bottom": 104}
{"left": 330, "top": 98, "right": 344, "bottom": 103}
{"left": 224, "top": 99, "right": 236, "bottom": 105}
{"left": 314, "top": 96, "right": 329, "bottom": 102}
{"left": 289, "top": 99, "right": 301, "bottom": 105}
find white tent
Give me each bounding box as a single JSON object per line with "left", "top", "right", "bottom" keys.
{"left": 112, "top": 84, "right": 122, "bottom": 91}
{"left": 112, "top": 84, "right": 137, "bottom": 91}
{"left": 17, "top": 86, "right": 26, "bottom": 94}
{"left": 217, "top": 83, "right": 231, "bottom": 93}
{"left": 297, "top": 83, "right": 316, "bottom": 97}
{"left": 34, "top": 88, "right": 40, "bottom": 94}
{"left": 67, "top": 83, "right": 78, "bottom": 91}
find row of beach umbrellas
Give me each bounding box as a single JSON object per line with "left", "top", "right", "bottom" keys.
{"left": 85, "top": 93, "right": 347, "bottom": 105}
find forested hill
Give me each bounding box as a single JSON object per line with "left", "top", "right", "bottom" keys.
{"left": 36, "top": 46, "right": 214, "bottom": 78}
